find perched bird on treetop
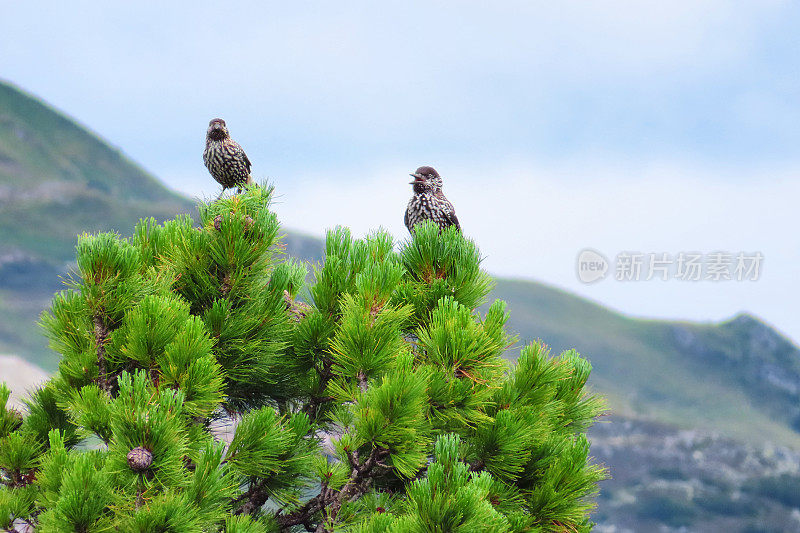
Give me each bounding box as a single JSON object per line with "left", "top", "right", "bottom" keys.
{"left": 203, "top": 118, "right": 252, "bottom": 195}
{"left": 404, "top": 166, "right": 461, "bottom": 234}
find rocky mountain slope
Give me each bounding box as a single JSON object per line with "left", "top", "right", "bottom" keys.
{"left": 591, "top": 417, "right": 800, "bottom": 532}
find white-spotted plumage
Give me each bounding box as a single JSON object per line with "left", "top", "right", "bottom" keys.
{"left": 404, "top": 166, "right": 460, "bottom": 234}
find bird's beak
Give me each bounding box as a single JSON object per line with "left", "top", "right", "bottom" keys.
{"left": 409, "top": 173, "right": 424, "bottom": 184}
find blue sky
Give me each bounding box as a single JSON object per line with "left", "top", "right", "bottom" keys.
{"left": 1, "top": 2, "right": 798, "bottom": 342}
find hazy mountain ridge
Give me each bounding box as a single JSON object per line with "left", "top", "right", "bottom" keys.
{"left": 672, "top": 315, "right": 800, "bottom": 428}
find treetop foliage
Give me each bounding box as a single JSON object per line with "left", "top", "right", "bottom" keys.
{"left": 1, "top": 185, "right": 607, "bottom": 532}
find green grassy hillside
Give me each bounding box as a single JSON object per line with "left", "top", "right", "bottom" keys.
{"left": 0, "top": 80, "right": 195, "bottom": 264}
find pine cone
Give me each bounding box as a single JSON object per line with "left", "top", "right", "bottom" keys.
{"left": 127, "top": 446, "right": 153, "bottom": 472}
{"left": 212, "top": 213, "right": 253, "bottom": 232}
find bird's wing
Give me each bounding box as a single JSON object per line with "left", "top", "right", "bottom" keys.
{"left": 404, "top": 206, "right": 410, "bottom": 231}
{"left": 242, "top": 149, "right": 252, "bottom": 174}
{"left": 438, "top": 194, "right": 461, "bottom": 231}
{"left": 231, "top": 141, "right": 252, "bottom": 174}
{"left": 445, "top": 209, "right": 461, "bottom": 231}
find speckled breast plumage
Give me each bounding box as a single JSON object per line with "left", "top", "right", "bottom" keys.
{"left": 203, "top": 139, "right": 251, "bottom": 189}
{"left": 405, "top": 192, "right": 459, "bottom": 233}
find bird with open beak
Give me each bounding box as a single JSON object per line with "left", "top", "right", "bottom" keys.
{"left": 404, "top": 166, "right": 461, "bottom": 234}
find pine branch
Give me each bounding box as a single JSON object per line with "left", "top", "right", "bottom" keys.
{"left": 135, "top": 484, "right": 144, "bottom": 509}
{"left": 301, "top": 394, "right": 334, "bottom": 421}
{"left": 468, "top": 459, "right": 485, "bottom": 472}
{"left": 302, "top": 356, "right": 335, "bottom": 421}
{"left": 283, "top": 290, "right": 312, "bottom": 322}
{"left": 325, "top": 447, "right": 390, "bottom": 525}
{"left": 220, "top": 272, "right": 233, "bottom": 298}
{"left": 234, "top": 478, "right": 271, "bottom": 517}
{"left": 92, "top": 311, "right": 110, "bottom": 394}
{"left": 269, "top": 446, "right": 390, "bottom": 532}
{"left": 275, "top": 494, "right": 324, "bottom": 530}
{"left": 356, "top": 371, "right": 368, "bottom": 394}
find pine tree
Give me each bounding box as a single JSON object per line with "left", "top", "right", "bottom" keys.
{"left": 0, "top": 185, "right": 607, "bottom": 532}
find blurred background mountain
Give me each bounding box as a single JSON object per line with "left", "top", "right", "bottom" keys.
{"left": 1, "top": 80, "right": 799, "bottom": 532}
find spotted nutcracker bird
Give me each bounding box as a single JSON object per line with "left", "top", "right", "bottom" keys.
{"left": 404, "top": 166, "right": 461, "bottom": 234}
{"left": 203, "top": 118, "right": 252, "bottom": 194}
